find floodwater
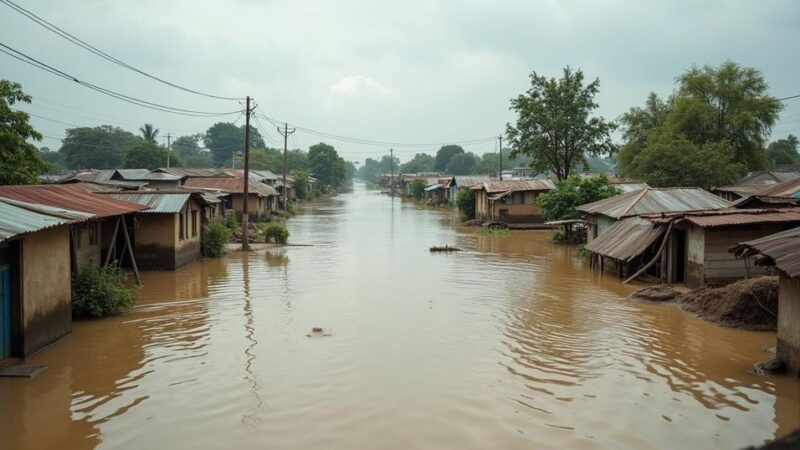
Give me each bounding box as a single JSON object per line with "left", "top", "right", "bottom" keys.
{"left": 1, "top": 183, "right": 798, "bottom": 450}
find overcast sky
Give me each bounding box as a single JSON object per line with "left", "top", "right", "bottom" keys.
{"left": 2, "top": 0, "right": 799, "bottom": 164}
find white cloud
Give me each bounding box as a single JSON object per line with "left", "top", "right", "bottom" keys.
{"left": 327, "top": 75, "right": 392, "bottom": 105}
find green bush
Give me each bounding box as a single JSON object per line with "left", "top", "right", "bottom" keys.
{"left": 552, "top": 228, "right": 567, "bottom": 241}
{"left": 410, "top": 179, "right": 426, "bottom": 200}
{"left": 72, "top": 264, "right": 137, "bottom": 318}
{"left": 263, "top": 223, "right": 289, "bottom": 244}
{"left": 286, "top": 201, "right": 298, "bottom": 215}
{"left": 456, "top": 188, "right": 475, "bottom": 220}
{"left": 224, "top": 212, "right": 239, "bottom": 231}
{"left": 203, "top": 217, "right": 232, "bottom": 257}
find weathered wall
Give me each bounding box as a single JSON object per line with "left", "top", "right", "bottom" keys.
{"left": 475, "top": 190, "right": 489, "bottom": 220}
{"left": 174, "top": 199, "right": 202, "bottom": 269}
{"left": 777, "top": 275, "right": 800, "bottom": 376}
{"left": 702, "top": 226, "right": 784, "bottom": 285}
{"left": 596, "top": 215, "right": 617, "bottom": 238}
{"left": 135, "top": 213, "right": 178, "bottom": 270}
{"left": 72, "top": 221, "right": 103, "bottom": 272}
{"left": 685, "top": 224, "right": 705, "bottom": 288}
{"left": 231, "top": 194, "right": 267, "bottom": 219}
{"left": 21, "top": 226, "right": 72, "bottom": 356}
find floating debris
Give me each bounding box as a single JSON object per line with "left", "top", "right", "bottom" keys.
{"left": 307, "top": 327, "right": 332, "bottom": 337}
{"left": 429, "top": 244, "right": 462, "bottom": 252}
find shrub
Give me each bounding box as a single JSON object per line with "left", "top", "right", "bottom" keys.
{"left": 286, "top": 201, "right": 298, "bottom": 215}
{"left": 455, "top": 188, "right": 475, "bottom": 220}
{"left": 552, "top": 228, "right": 567, "bottom": 241}
{"left": 263, "top": 223, "right": 289, "bottom": 244}
{"left": 224, "top": 212, "right": 239, "bottom": 231}
{"left": 410, "top": 179, "right": 427, "bottom": 200}
{"left": 203, "top": 217, "right": 232, "bottom": 257}
{"left": 72, "top": 264, "right": 137, "bottom": 318}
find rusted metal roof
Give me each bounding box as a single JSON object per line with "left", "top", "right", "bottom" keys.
{"left": 144, "top": 172, "right": 184, "bottom": 181}
{"left": 0, "top": 198, "right": 91, "bottom": 243}
{"left": 0, "top": 184, "right": 148, "bottom": 218}
{"left": 97, "top": 192, "right": 192, "bottom": 213}
{"left": 739, "top": 170, "right": 800, "bottom": 185}
{"left": 156, "top": 168, "right": 230, "bottom": 178}
{"left": 577, "top": 188, "right": 730, "bottom": 219}
{"left": 184, "top": 177, "right": 277, "bottom": 197}
{"left": 447, "top": 176, "right": 494, "bottom": 189}
{"left": 472, "top": 179, "right": 555, "bottom": 194}
{"left": 644, "top": 208, "right": 800, "bottom": 228}
{"left": 756, "top": 176, "right": 800, "bottom": 198}
{"left": 713, "top": 184, "right": 766, "bottom": 197}
{"left": 732, "top": 226, "right": 800, "bottom": 278}
{"left": 584, "top": 217, "right": 666, "bottom": 262}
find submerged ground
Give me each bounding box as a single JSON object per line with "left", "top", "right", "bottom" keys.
{"left": 1, "top": 182, "right": 798, "bottom": 449}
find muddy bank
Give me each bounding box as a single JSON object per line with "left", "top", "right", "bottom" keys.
{"left": 628, "top": 277, "right": 778, "bottom": 331}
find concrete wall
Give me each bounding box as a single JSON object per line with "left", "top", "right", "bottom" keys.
{"left": 685, "top": 224, "right": 705, "bottom": 288}
{"left": 231, "top": 193, "right": 268, "bottom": 219}
{"left": 134, "top": 200, "right": 203, "bottom": 270}
{"left": 21, "top": 226, "right": 72, "bottom": 356}
{"left": 778, "top": 275, "right": 800, "bottom": 376}
{"left": 475, "top": 189, "right": 489, "bottom": 220}
{"left": 72, "top": 221, "right": 102, "bottom": 272}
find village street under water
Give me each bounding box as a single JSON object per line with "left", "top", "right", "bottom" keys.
{"left": 1, "top": 182, "right": 798, "bottom": 449}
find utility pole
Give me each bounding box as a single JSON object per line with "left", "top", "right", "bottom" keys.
{"left": 241, "top": 96, "right": 252, "bottom": 251}
{"left": 277, "top": 123, "right": 296, "bottom": 210}
{"left": 498, "top": 135, "right": 503, "bottom": 181}
{"left": 166, "top": 132, "right": 172, "bottom": 168}
{"left": 390, "top": 148, "right": 394, "bottom": 197}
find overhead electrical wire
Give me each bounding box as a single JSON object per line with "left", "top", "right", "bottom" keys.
{"left": 0, "top": 43, "right": 243, "bottom": 117}
{"left": 0, "top": 0, "right": 244, "bottom": 101}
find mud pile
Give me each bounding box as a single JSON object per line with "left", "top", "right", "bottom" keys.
{"left": 679, "top": 276, "right": 778, "bottom": 331}
{"left": 629, "top": 285, "right": 681, "bottom": 302}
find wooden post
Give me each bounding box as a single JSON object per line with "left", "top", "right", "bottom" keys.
{"left": 120, "top": 217, "right": 140, "bottom": 285}
{"left": 103, "top": 217, "right": 121, "bottom": 268}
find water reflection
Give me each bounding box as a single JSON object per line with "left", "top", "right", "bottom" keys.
{"left": 0, "top": 182, "right": 798, "bottom": 450}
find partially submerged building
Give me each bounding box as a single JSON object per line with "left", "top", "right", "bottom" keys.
{"left": 183, "top": 176, "right": 277, "bottom": 220}
{"left": 0, "top": 198, "right": 92, "bottom": 361}
{"left": 471, "top": 179, "right": 555, "bottom": 224}
{"left": 578, "top": 188, "right": 731, "bottom": 243}
{"left": 444, "top": 176, "right": 493, "bottom": 204}
{"left": 98, "top": 192, "right": 212, "bottom": 270}
{"left": 733, "top": 227, "right": 800, "bottom": 376}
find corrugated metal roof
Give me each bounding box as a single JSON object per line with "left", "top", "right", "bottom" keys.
{"left": 144, "top": 172, "right": 184, "bottom": 181}
{"left": 472, "top": 179, "right": 555, "bottom": 193}
{"left": 756, "top": 176, "right": 800, "bottom": 198}
{"left": 577, "top": 188, "right": 730, "bottom": 219}
{"left": 184, "top": 177, "right": 277, "bottom": 197}
{"left": 584, "top": 217, "right": 666, "bottom": 262}
{"left": 98, "top": 192, "right": 191, "bottom": 213}
{"left": 732, "top": 226, "right": 800, "bottom": 278}
{"left": 424, "top": 184, "right": 443, "bottom": 192}
{"left": 738, "top": 170, "right": 800, "bottom": 185}
{"left": 713, "top": 184, "right": 766, "bottom": 196}
{"left": 114, "top": 169, "right": 151, "bottom": 180}
{"left": 0, "top": 184, "right": 148, "bottom": 218}
{"left": 0, "top": 198, "right": 91, "bottom": 243}
{"left": 156, "top": 168, "right": 230, "bottom": 178}
{"left": 614, "top": 182, "right": 649, "bottom": 193}
{"left": 448, "top": 176, "right": 494, "bottom": 188}
{"left": 645, "top": 208, "right": 800, "bottom": 228}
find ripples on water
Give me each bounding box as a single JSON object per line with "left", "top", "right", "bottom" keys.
{"left": 0, "top": 183, "right": 798, "bottom": 450}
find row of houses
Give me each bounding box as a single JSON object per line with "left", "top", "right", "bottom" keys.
{"left": 1, "top": 167, "right": 319, "bottom": 364}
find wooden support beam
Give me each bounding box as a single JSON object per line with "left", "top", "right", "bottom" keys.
{"left": 69, "top": 226, "right": 79, "bottom": 274}
{"left": 120, "top": 217, "right": 140, "bottom": 285}
{"left": 103, "top": 217, "right": 121, "bottom": 268}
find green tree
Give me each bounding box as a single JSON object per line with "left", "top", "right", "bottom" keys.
{"left": 625, "top": 131, "right": 744, "bottom": 189}
{"left": 455, "top": 188, "right": 475, "bottom": 219}
{"left": 124, "top": 141, "right": 178, "bottom": 170}
{"left": 204, "top": 122, "right": 265, "bottom": 166}
{"left": 356, "top": 157, "right": 381, "bottom": 180}
{"left": 293, "top": 170, "right": 310, "bottom": 199}
{"left": 667, "top": 61, "right": 782, "bottom": 171}
{"left": 172, "top": 134, "right": 202, "bottom": 159}
{"left": 400, "top": 153, "right": 435, "bottom": 173}
{"left": 139, "top": 123, "right": 159, "bottom": 144}
{"left": 766, "top": 134, "right": 800, "bottom": 168}
{"left": 0, "top": 80, "right": 49, "bottom": 184}
{"left": 410, "top": 178, "right": 426, "bottom": 200}
{"left": 434, "top": 145, "right": 464, "bottom": 172}
{"left": 309, "top": 142, "right": 346, "bottom": 188}
{"left": 537, "top": 174, "right": 620, "bottom": 221}
{"left": 445, "top": 152, "right": 479, "bottom": 175}
{"left": 39, "top": 147, "right": 66, "bottom": 174}
{"left": 59, "top": 125, "right": 140, "bottom": 169}
{"left": 380, "top": 154, "right": 400, "bottom": 173}
{"left": 506, "top": 67, "right": 615, "bottom": 181}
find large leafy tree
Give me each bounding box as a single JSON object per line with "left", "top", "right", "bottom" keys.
{"left": 124, "top": 141, "right": 178, "bottom": 170}
{"left": 59, "top": 125, "right": 139, "bottom": 169}
{"left": 667, "top": 61, "right": 782, "bottom": 171}
{"left": 139, "top": 123, "right": 159, "bottom": 144}
{"left": 537, "top": 174, "right": 620, "bottom": 221}
{"left": 308, "top": 142, "right": 346, "bottom": 188}
{"left": 506, "top": 67, "right": 615, "bottom": 181}
{"left": 38, "top": 147, "right": 66, "bottom": 173}
{"left": 0, "top": 80, "right": 49, "bottom": 184}
{"left": 434, "top": 145, "right": 464, "bottom": 172}
{"left": 445, "top": 152, "right": 479, "bottom": 175}
{"left": 766, "top": 134, "right": 800, "bottom": 169}
{"left": 203, "top": 122, "right": 265, "bottom": 166}
{"left": 399, "top": 153, "right": 435, "bottom": 173}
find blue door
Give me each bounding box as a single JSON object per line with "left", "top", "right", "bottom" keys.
{"left": 0, "top": 265, "right": 10, "bottom": 359}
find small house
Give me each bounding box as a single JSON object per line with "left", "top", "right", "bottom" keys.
{"left": 444, "top": 176, "right": 493, "bottom": 204}
{"left": 0, "top": 198, "right": 91, "bottom": 361}
{"left": 98, "top": 192, "right": 212, "bottom": 270}
{"left": 183, "top": 176, "right": 277, "bottom": 220}
{"left": 732, "top": 227, "right": 800, "bottom": 376}
{"left": 578, "top": 188, "right": 731, "bottom": 243}
{"left": 713, "top": 171, "right": 800, "bottom": 202}
{"left": 471, "top": 179, "right": 555, "bottom": 224}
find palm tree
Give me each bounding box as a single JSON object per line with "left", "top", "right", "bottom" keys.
{"left": 139, "top": 123, "right": 159, "bottom": 144}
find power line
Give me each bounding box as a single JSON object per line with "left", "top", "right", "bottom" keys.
{"left": 0, "top": 42, "right": 243, "bottom": 117}
{"left": 0, "top": 0, "right": 244, "bottom": 101}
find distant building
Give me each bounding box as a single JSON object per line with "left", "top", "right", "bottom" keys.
{"left": 712, "top": 171, "right": 800, "bottom": 202}
{"left": 183, "top": 176, "right": 277, "bottom": 220}
{"left": 471, "top": 179, "right": 555, "bottom": 224}
{"left": 443, "top": 175, "right": 494, "bottom": 204}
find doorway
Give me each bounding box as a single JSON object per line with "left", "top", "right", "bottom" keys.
{"left": 672, "top": 230, "right": 687, "bottom": 283}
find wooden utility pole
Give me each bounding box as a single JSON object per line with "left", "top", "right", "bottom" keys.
{"left": 390, "top": 148, "right": 394, "bottom": 197}
{"left": 277, "top": 123, "right": 296, "bottom": 209}
{"left": 166, "top": 133, "right": 172, "bottom": 168}
{"left": 241, "top": 96, "right": 252, "bottom": 250}
{"left": 498, "top": 135, "right": 503, "bottom": 180}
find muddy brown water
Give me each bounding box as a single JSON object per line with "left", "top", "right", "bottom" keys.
{"left": 1, "top": 182, "right": 798, "bottom": 449}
